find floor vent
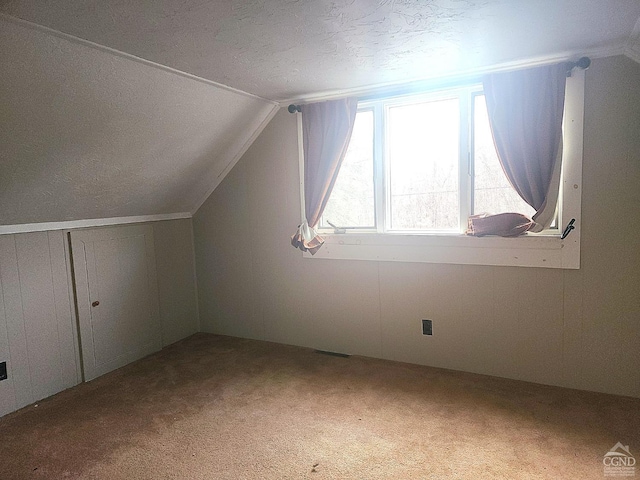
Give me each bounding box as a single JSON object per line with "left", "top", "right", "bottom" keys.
{"left": 315, "top": 350, "right": 350, "bottom": 358}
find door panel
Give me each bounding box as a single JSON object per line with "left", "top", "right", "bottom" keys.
{"left": 70, "top": 225, "right": 161, "bottom": 381}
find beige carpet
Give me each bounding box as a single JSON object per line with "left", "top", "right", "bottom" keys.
{"left": 0, "top": 333, "right": 638, "bottom": 479}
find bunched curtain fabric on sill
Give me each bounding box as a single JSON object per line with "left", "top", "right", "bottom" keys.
{"left": 479, "top": 63, "right": 567, "bottom": 235}
{"left": 467, "top": 213, "right": 536, "bottom": 237}
{"left": 291, "top": 97, "right": 358, "bottom": 254}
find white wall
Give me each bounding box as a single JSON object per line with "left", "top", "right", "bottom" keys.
{"left": 193, "top": 55, "right": 640, "bottom": 398}
{"left": 0, "top": 218, "right": 199, "bottom": 417}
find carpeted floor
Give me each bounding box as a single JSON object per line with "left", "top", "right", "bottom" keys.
{"left": 0, "top": 333, "right": 638, "bottom": 479}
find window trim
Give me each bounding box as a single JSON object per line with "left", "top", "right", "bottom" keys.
{"left": 298, "top": 69, "right": 584, "bottom": 269}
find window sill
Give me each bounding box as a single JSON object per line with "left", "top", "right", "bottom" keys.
{"left": 302, "top": 231, "right": 580, "bottom": 269}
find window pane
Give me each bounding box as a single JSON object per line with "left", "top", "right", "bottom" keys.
{"left": 473, "top": 95, "right": 536, "bottom": 217}
{"left": 388, "top": 98, "right": 459, "bottom": 231}
{"left": 321, "top": 110, "right": 375, "bottom": 229}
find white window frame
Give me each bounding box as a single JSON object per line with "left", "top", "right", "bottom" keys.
{"left": 298, "top": 69, "right": 584, "bottom": 269}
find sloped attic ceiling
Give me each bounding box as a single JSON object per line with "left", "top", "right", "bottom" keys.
{"left": 1, "top": 1, "right": 640, "bottom": 228}
{"left": 0, "top": 17, "right": 277, "bottom": 226}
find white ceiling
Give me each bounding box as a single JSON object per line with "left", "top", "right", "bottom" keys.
{"left": 1, "top": 1, "right": 640, "bottom": 227}
{"left": 2, "top": 0, "right": 640, "bottom": 101}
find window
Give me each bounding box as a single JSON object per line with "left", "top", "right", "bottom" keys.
{"left": 388, "top": 96, "right": 460, "bottom": 231}
{"left": 321, "top": 87, "right": 541, "bottom": 234}
{"left": 302, "top": 69, "right": 584, "bottom": 269}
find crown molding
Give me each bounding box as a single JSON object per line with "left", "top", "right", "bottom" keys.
{"left": 0, "top": 212, "right": 192, "bottom": 235}
{"left": 280, "top": 45, "right": 625, "bottom": 105}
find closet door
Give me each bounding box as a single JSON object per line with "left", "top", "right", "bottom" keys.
{"left": 70, "top": 225, "right": 161, "bottom": 381}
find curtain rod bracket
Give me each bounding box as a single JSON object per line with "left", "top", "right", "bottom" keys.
{"left": 288, "top": 104, "right": 302, "bottom": 113}
{"left": 566, "top": 57, "right": 591, "bottom": 77}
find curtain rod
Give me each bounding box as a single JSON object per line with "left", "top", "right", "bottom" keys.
{"left": 287, "top": 56, "right": 591, "bottom": 112}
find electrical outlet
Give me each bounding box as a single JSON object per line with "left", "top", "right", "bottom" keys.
{"left": 422, "top": 319, "right": 433, "bottom": 336}
{"left": 0, "top": 361, "right": 7, "bottom": 381}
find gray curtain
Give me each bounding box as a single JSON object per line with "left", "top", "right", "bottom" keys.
{"left": 291, "top": 98, "right": 358, "bottom": 254}
{"left": 482, "top": 63, "right": 567, "bottom": 233}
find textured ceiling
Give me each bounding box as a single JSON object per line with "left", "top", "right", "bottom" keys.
{"left": 2, "top": 0, "right": 640, "bottom": 101}
{"left": 0, "top": 19, "right": 276, "bottom": 225}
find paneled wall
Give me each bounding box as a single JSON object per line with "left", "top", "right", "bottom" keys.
{"left": 193, "top": 55, "right": 640, "bottom": 398}
{"left": 153, "top": 219, "right": 200, "bottom": 346}
{"left": 0, "top": 231, "right": 78, "bottom": 417}
{"left": 0, "top": 218, "right": 198, "bottom": 417}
